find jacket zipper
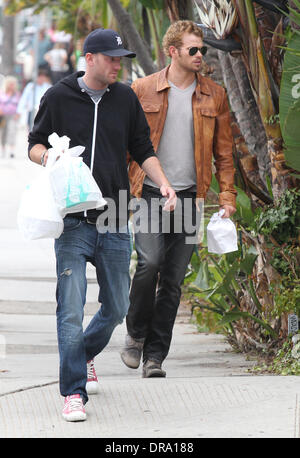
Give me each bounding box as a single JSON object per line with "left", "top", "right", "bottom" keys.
{"left": 90, "top": 99, "right": 100, "bottom": 173}
{"left": 84, "top": 86, "right": 110, "bottom": 217}
{"left": 84, "top": 98, "right": 100, "bottom": 217}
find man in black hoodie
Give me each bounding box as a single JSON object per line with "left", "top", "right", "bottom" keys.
{"left": 28, "top": 28, "right": 176, "bottom": 422}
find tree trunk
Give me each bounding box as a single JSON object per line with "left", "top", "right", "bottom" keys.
{"left": 107, "top": 0, "right": 156, "bottom": 75}
{"left": 166, "top": 0, "right": 193, "bottom": 21}
{"left": 142, "top": 6, "right": 151, "bottom": 49}
{"left": 218, "top": 51, "right": 270, "bottom": 187}
{"left": 1, "top": 10, "right": 16, "bottom": 76}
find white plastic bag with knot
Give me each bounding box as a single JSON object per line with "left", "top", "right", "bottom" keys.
{"left": 47, "top": 133, "right": 106, "bottom": 217}
{"left": 207, "top": 209, "right": 238, "bottom": 254}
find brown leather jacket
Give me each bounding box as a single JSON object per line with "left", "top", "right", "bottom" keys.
{"left": 128, "top": 66, "right": 236, "bottom": 207}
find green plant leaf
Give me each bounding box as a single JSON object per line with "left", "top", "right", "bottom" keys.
{"left": 239, "top": 246, "right": 258, "bottom": 275}
{"left": 138, "top": 0, "right": 164, "bottom": 9}
{"left": 218, "top": 311, "right": 278, "bottom": 337}
{"left": 207, "top": 282, "right": 240, "bottom": 307}
{"left": 209, "top": 174, "right": 220, "bottom": 195}
{"left": 192, "top": 261, "right": 212, "bottom": 291}
{"left": 279, "top": 32, "right": 300, "bottom": 172}
{"left": 193, "top": 303, "right": 225, "bottom": 315}
{"left": 234, "top": 186, "right": 255, "bottom": 227}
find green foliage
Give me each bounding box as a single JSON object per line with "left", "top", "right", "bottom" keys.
{"left": 188, "top": 245, "right": 278, "bottom": 339}
{"left": 192, "top": 307, "right": 223, "bottom": 334}
{"left": 6, "top": 0, "right": 105, "bottom": 35}
{"left": 279, "top": 7, "right": 300, "bottom": 171}
{"left": 5, "top": 0, "right": 45, "bottom": 15}
{"left": 272, "top": 282, "right": 300, "bottom": 318}
{"left": 255, "top": 189, "right": 300, "bottom": 244}
{"left": 254, "top": 189, "right": 300, "bottom": 315}
{"left": 185, "top": 184, "right": 299, "bottom": 348}
{"left": 264, "top": 114, "right": 280, "bottom": 125}
{"left": 251, "top": 336, "right": 300, "bottom": 375}
{"left": 209, "top": 174, "right": 261, "bottom": 231}
{"left": 234, "top": 186, "right": 260, "bottom": 230}
{"left": 138, "top": 0, "right": 164, "bottom": 9}
{"left": 6, "top": 0, "right": 170, "bottom": 69}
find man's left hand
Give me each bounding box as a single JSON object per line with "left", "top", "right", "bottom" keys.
{"left": 220, "top": 204, "right": 236, "bottom": 218}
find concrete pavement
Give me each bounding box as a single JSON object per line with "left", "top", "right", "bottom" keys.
{"left": 0, "top": 127, "right": 300, "bottom": 439}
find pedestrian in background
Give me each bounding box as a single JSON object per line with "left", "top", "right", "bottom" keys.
{"left": 28, "top": 28, "right": 176, "bottom": 422}
{"left": 37, "top": 29, "right": 53, "bottom": 71}
{"left": 44, "top": 42, "right": 68, "bottom": 84}
{"left": 16, "top": 68, "right": 52, "bottom": 130}
{"left": 121, "top": 20, "right": 236, "bottom": 378}
{"left": 0, "top": 76, "right": 20, "bottom": 158}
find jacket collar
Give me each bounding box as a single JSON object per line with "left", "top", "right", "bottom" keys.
{"left": 156, "top": 66, "right": 171, "bottom": 92}
{"left": 156, "top": 65, "right": 211, "bottom": 97}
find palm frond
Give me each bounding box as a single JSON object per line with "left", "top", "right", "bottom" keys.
{"left": 194, "top": 0, "right": 238, "bottom": 39}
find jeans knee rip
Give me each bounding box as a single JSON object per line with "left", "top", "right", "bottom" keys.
{"left": 60, "top": 268, "right": 72, "bottom": 277}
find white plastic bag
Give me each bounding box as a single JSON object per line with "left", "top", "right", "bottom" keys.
{"left": 207, "top": 209, "right": 238, "bottom": 254}
{"left": 17, "top": 168, "right": 63, "bottom": 240}
{"left": 47, "top": 133, "right": 106, "bottom": 217}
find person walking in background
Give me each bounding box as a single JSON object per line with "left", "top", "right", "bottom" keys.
{"left": 37, "top": 29, "right": 53, "bottom": 71}
{"left": 28, "top": 28, "right": 176, "bottom": 422}
{"left": 70, "top": 37, "right": 87, "bottom": 72}
{"left": 0, "top": 76, "right": 20, "bottom": 158}
{"left": 44, "top": 42, "right": 68, "bottom": 84}
{"left": 121, "top": 20, "right": 236, "bottom": 378}
{"left": 65, "top": 38, "right": 75, "bottom": 76}
{"left": 16, "top": 68, "right": 52, "bottom": 130}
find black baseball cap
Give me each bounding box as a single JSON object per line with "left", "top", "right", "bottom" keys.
{"left": 83, "top": 28, "right": 136, "bottom": 58}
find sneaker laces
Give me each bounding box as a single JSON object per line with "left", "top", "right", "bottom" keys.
{"left": 66, "top": 396, "right": 83, "bottom": 412}
{"left": 87, "top": 360, "right": 96, "bottom": 379}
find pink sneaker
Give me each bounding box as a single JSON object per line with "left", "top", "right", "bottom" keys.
{"left": 86, "top": 359, "right": 99, "bottom": 394}
{"left": 62, "top": 394, "right": 86, "bottom": 422}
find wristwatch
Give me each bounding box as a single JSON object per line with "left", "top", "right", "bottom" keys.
{"left": 40, "top": 150, "right": 47, "bottom": 167}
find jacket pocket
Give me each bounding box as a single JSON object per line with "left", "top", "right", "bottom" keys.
{"left": 200, "top": 108, "right": 218, "bottom": 117}
{"left": 199, "top": 108, "right": 217, "bottom": 195}
{"left": 200, "top": 108, "right": 217, "bottom": 148}
{"left": 141, "top": 102, "right": 160, "bottom": 113}
{"left": 141, "top": 102, "right": 161, "bottom": 133}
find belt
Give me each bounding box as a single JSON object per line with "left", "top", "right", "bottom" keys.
{"left": 80, "top": 216, "right": 97, "bottom": 225}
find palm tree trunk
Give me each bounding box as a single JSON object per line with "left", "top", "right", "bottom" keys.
{"left": 1, "top": 9, "right": 16, "bottom": 76}
{"left": 218, "top": 51, "right": 270, "bottom": 187}
{"left": 107, "top": 0, "right": 156, "bottom": 75}
{"left": 165, "top": 0, "right": 194, "bottom": 21}
{"left": 232, "top": 0, "right": 289, "bottom": 200}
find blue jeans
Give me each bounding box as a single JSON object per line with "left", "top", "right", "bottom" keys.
{"left": 54, "top": 216, "right": 131, "bottom": 403}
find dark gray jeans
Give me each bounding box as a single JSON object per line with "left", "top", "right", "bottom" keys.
{"left": 126, "top": 185, "right": 199, "bottom": 364}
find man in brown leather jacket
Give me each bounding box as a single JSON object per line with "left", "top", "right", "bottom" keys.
{"left": 121, "top": 20, "right": 236, "bottom": 378}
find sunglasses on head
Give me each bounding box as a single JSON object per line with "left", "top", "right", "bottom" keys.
{"left": 188, "top": 46, "right": 208, "bottom": 56}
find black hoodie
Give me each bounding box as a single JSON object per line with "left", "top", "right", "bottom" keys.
{"left": 28, "top": 71, "right": 155, "bottom": 222}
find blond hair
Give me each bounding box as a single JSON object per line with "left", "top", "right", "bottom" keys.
{"left": 4, "top": 75, "right": 18, "bottom": 92}
{"left": 162, "top": 20, "right": 203, "bottom": 57}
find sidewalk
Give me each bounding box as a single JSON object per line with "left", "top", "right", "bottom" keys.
{"left": 0, "top": 128, "right": 300, "bottom": 438}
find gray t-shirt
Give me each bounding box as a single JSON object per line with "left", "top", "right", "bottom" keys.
{"left": 77, "top": 76, "right": 107, "bottom": 103}
{"left": 144, "top": 79, "right": 197, "bottom": 191}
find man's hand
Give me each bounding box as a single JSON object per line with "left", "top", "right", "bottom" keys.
{"left": 140, "top": 156, "right": 177, "bottom": 211}
{"left": 220, "top": 204, "right": 236, "bottom": 218}
{"left": 160, "top": 184, "right": 177, "bottom": 211}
